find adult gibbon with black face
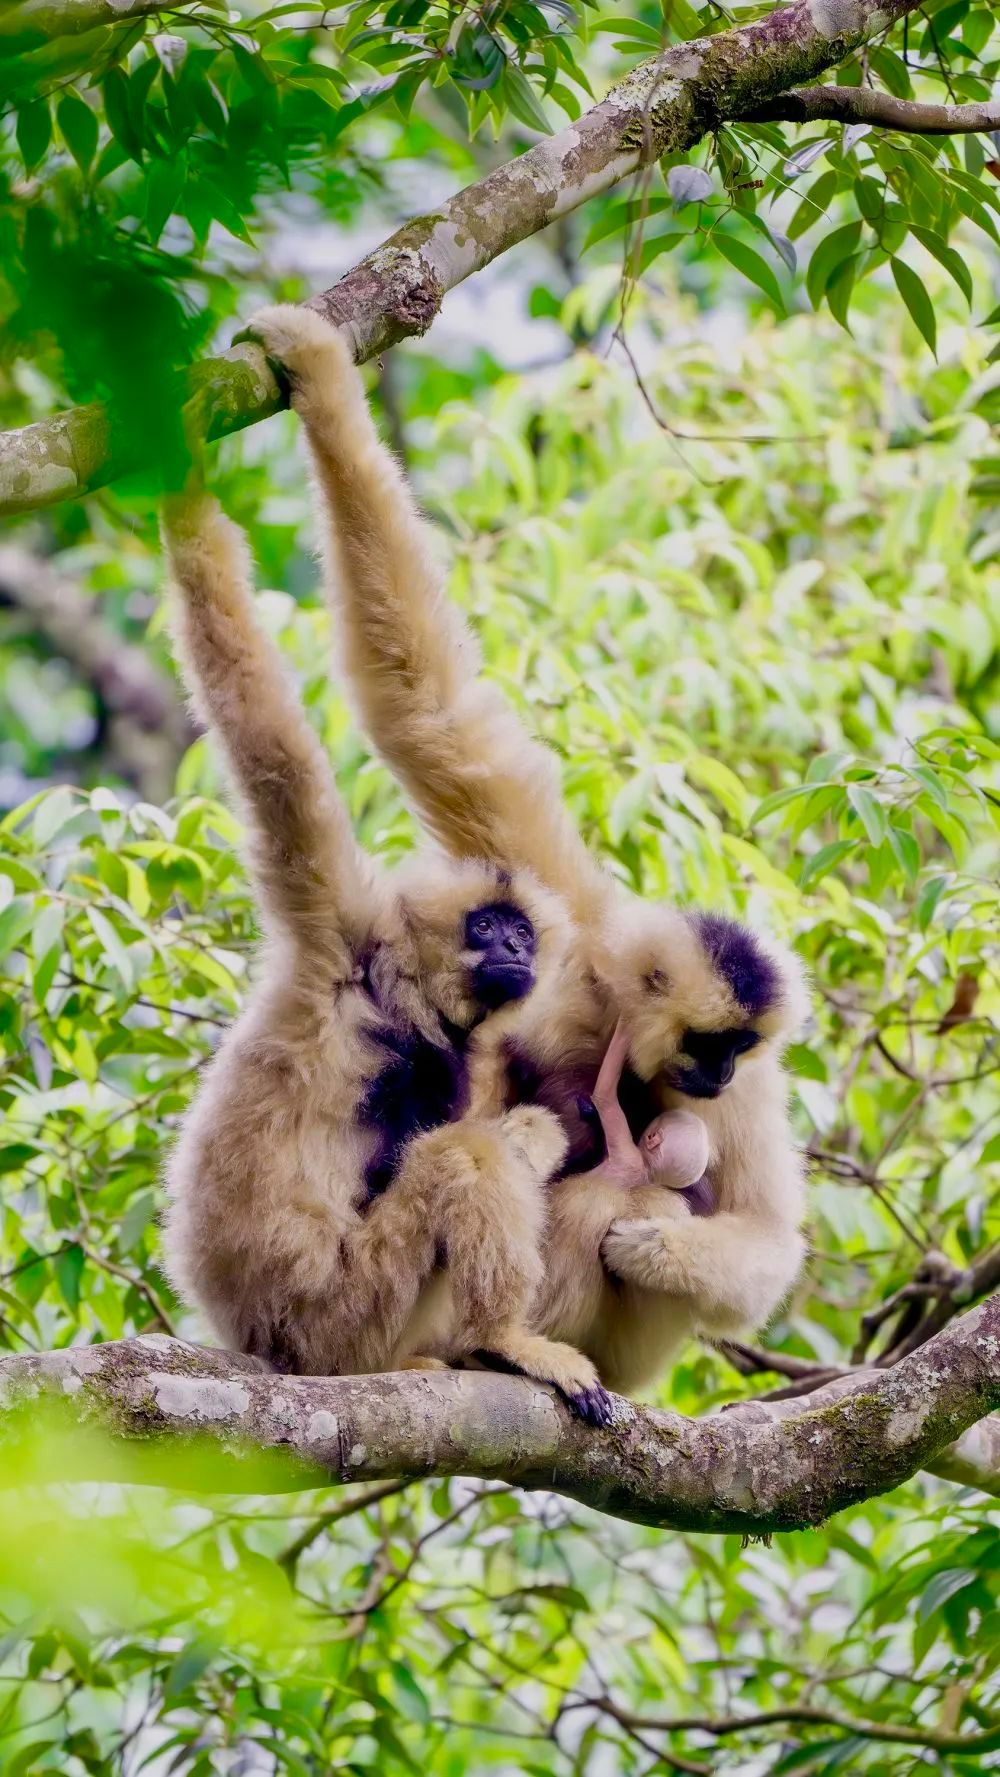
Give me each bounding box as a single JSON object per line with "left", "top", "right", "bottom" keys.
{"left": 242, "top": 304, "right": 809, "bottom": 1392}
{"left": 160, "top": 491, "right": 612, "bottom": 1423}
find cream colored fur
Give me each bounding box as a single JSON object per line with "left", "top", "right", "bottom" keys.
{"left": 160, "top": 491, "right": 606, "bottom": 1405}
{"left": 245, "top": 303, "right": 810, "bottom": 1397}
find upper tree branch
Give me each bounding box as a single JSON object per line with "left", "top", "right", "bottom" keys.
{"left": 0, "top": 0, "right": 938, "bottom": 517}
{"left": 739, "top": 84, "right": 1000, "bottom": 132}
{"left": 0, "top": 1294, "right": 996, "bottom": 1532}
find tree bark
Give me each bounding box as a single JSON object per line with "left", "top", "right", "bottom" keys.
{"left": 0, "top": 0, "right": 940, "bottom": 518}
{"left": 741, "top": 85, "right": 1000, "bottom": 132}
{"left": 0, "top": 1293, "right": 996, "bottom": 1531}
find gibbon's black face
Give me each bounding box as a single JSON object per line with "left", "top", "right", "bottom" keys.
{"left": 674, "top": 1027, "right": 761, "bottom": 1099}
{"left": 465, "top": 902, "right": 537, "bottom": 1009}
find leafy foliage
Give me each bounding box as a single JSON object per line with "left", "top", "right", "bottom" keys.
{"left": 2, "top": 0, "right": 999, "bottom": 442}
{"left": 0, "top": 267, "right": 998, "bottom": 1767}
{"left": 1, "top": 2, "right": 999, "bottom": 1769}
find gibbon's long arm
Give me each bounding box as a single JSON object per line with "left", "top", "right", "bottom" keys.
{"left": 246, "top": 306, "right": 614, "bottom": 934}
{"left": 162, "top": 492, "right": 378, "bottom": 954}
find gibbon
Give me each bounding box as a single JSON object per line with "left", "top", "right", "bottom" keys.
{"left": 242, "top": 302, "right": 809, "bottom": 1393}
{"left": 160, "top": 490, "right": 613, "bottom": 1423}
{"left": 532, "top": 1021, "right": 714, "bottom": 1393}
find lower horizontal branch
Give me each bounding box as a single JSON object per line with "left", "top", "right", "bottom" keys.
{"left": 0, "top": 1294, "right": 996, "bottom": 1532}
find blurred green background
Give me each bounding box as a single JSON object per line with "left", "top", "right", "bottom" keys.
{"left": 0, "top": 2, "right": 999, "bottom": 1771}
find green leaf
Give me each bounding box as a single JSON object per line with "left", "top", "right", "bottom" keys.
{"left": 887, "top": 826, "right": 919, "bottom": 881}
{"left": 503, "top": 67, "right": 553, "bottom": 134}
{"left": 0, "top": 1145, "right": 41, "bottom": 1176}
{"left": 916, "top": 875, "right": 948, "bottom": 930}
{"left": 119, "top": 1191, "right": 156, "bottom": 1255}
{"left": 892, "top": 257, "right": 937, "bottom": 358}
{"left": 102, "top": 67, "right": 142, "bottom": 162}
{"left": 799, "top": 839, "right": 857, "bottom": 888}
{"left": 56, "top": 93, "right": 98, "bottom": 171}
{"left": 826, "top": 255, "right": 856, "bottom": 332}
{"left": 751, "top": 785, "right": 818, "bottom": 824}
{"left": 88, "top": 908, "right": 136, "bottom": 994}
{"left": 54, "top": 1244, "right": 85, "bottom": 1313}
{"left": 146, "top": 153, "right": 185, "bottom": 244}
{"left": 909, "top": 227, "right": 973, "bottom": 307}
{"left": 33, "top": 786, "right": 79, "bottom": 848}
{"left": 905, "top": 763, "right": 949, "bottom": 809}
{"left": 918, "top": 1568, "right": 977, "bottom": 1620}
{"left": 16, "top": 99, "right": 52, "bottom": 171}
{"left": 0, "top": 898, "right": 36, "bottom": 961}
{"left": 713, "top": 233, "right": 785, "bottom": 312}
{"left": 847, "top": 785, "right": 888, "bottom": 846}
{"left": 806, "top": 221, "right": 862, "bottom": 311}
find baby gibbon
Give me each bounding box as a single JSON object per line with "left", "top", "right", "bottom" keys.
{"left": 160, "top": 491, "right": 612, "bottom": 1423}
{"left": 241, "top": 302, "right": 809, "bottom": 1389}
{"left": 535, "top": 1021, "right": 713, "bottom": 1393}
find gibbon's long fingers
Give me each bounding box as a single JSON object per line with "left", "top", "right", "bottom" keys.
{"left": 472, "top": 1331, "right": 615, "bottom": 1428}
{"left": 162, "top": 492, "right": 378, "bottom": 956}
{"left": 600, "top": 1213, "right": 807, "bottom": 1337}
{"left": 244, "top": 303, "right": 613, "bottom": 932}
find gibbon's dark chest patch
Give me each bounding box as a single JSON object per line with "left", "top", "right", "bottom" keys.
{"left": 359, "top": 1019, "right": 470, "bottom": 1203}
{"left": 503, "top": 1041, "right": 659, "bottom": 1178}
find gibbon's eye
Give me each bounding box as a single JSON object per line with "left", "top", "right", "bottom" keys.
{"left": 515, "top": 923, "right": 532, "bottom": 943}
{"left": 474, "top": 916, "right": 493, "bottom": 936}
{"left": 644, "top": 968, "right": 669, "bottom": 994}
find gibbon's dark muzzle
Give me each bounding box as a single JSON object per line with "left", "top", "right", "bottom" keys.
{"left": 674, "top": 1071, "right": 723, "bottom": 1100}
{"left": 474, "top": 959, "right": 534, "bottom": 1008}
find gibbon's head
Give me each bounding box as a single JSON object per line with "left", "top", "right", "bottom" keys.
{"left": 600, "top": 902, "right": 808, "bottom": 1100}
{"left": 639, "top": 1108, "right": 710, "bottom": 1187}
{"left": 394, "top": 856, "right": 570, "bottom": 1028}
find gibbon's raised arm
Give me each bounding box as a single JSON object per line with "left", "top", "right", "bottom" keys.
{"left": 162, "top": 491, "right": 378, "bottom": 954}
{"left": 245, "top": 306, "right": 613, "bottom": 933}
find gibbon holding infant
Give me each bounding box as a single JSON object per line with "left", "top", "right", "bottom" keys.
{"left": 161, "top": 302, "right": 808, "bottom": 1410}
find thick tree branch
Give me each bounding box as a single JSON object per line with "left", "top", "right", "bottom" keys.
{"left": 738, "top": 84, "right": 1000, "bottom": 133}
{"left": 0, "top": 0, "right": 165, "bottom": 50}
{"left": 0, "top": 1295, "right": 996, "bottom": 1531}
{"left": 0, "top": 0, "right": 932, "bottom": 517}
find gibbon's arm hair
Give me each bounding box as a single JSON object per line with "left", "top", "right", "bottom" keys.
{"left": 243, "top": 307, "right": 613, "bottom": 934}
{"left": 162, "top": 491, "right": 379, "bottom": 957}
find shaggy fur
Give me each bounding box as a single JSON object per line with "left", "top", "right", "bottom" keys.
{"left": 160, "top": 492, "right": 611, "bottom": 1417}
{"left": 245, "top": 303, "right": 811, "bottom": 1396}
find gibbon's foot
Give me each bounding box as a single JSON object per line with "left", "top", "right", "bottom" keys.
{"left": 500, "top": 1105, "right": 569, "bottom": 1180}
{"left": 472, "top": 1332, "right": 613, "bottom": 1428}
{"left": 397, "top": 1354, "right": 450, "bottom": 1372}
{"left": 237, "top": 303, "right": 350, "bottom": 396}
{"left": 563, "top": 1382, "right": 615, "bottom": 1428}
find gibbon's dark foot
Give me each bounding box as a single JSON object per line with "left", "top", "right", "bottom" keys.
{"left": 561, "top": 1382, "right": 615, "bottom": 1428}
{"left": 472, "top": 1348, "right": 615, "bottom": 1429}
